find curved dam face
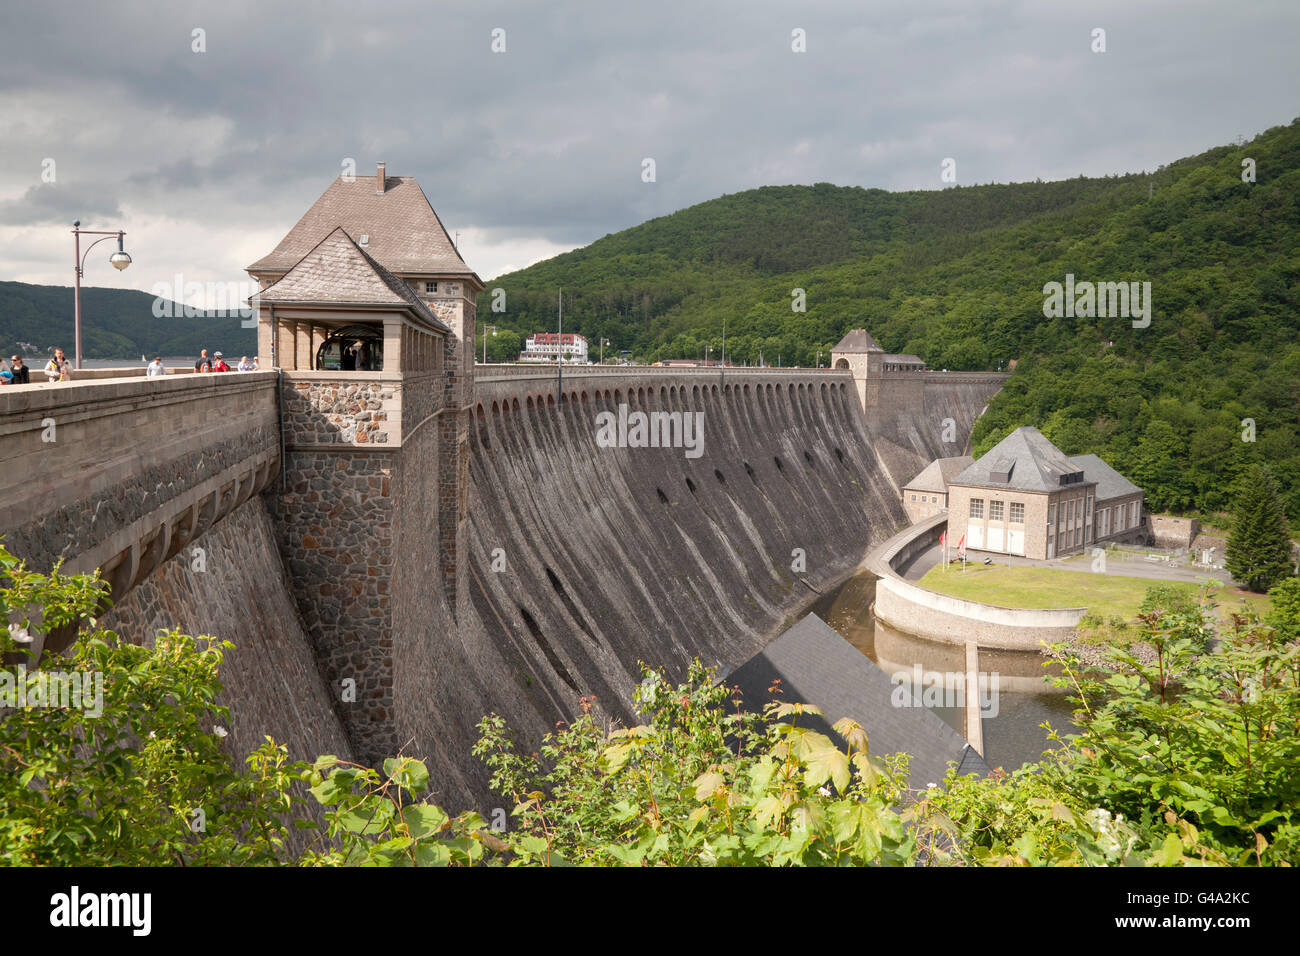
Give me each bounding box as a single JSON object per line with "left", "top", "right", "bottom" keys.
{"left": 457, "top": 375, "right": 906, "bottom": 769}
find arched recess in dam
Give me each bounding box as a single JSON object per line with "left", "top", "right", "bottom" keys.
{"left": 462, "top": 376, "right": 919, "bottom": 735}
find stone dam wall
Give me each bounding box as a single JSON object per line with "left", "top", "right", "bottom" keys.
{"left": 450, "top": 373, "right": 916, "bottom": 803}
{"left": 3, "top": 368, "right": 1004, "bottom": 813}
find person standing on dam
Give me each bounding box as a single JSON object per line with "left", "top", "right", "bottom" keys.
{"left": 44, "top": 348, "right": 69, "bottom": 382}
{"left": 6, "top": 355, "right": 30, "bottom": 385}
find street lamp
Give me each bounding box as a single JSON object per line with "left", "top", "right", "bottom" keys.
{"left": 482, "top": 324, "right": 497, "bottom": 365}
{"left": 600, "top": 338, "right": 610, "bottom": 364}
{"left": 816, "top": 350, "right": 822, "bottom": 369}
{"left": 72, "top": 222, "right": 131, "bottom": 369}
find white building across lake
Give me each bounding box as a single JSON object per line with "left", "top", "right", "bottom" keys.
{"left": 520, "top": 332, "right": 588, "bottom": 364}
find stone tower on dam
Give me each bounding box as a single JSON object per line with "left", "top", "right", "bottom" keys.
{"left": 242, "top": 163, "right": 482, "bottom": 763}
{"left": 0, "top": 166, "right": 1008, "bottom": 807}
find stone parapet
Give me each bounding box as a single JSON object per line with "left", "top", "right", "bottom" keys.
{"left": 0, "top": 372, "right": 281, "bottom": 654}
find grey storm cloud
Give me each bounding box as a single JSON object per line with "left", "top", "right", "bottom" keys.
{"left": 1, "top": 0, "right": 1299, "bottom": 277}
{"left": 0, "top": 182, "right": 123, "bottom": 226}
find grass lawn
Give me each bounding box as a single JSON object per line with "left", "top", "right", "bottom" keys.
{"left": 916, "top": 563, "right": 1270, "bottom": 627}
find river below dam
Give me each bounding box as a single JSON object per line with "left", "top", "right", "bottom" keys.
{"left": 809, "top": 568, "right": 1079, "bottom": 773}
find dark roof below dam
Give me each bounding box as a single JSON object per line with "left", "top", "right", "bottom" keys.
{"left": 904, "top": 456, "right": 975, "bottom": 493}
{"left": 1068, "top": 453, "right": 1143, "bottom": 502}
{"left": 831, "top": 329, "right": 883, "bottom": 353}
{"left": 951, "top": 425, "right": 1091, "bottom": 493}
{"left": 728, "top": 614, "right": 989, "bottom": 790}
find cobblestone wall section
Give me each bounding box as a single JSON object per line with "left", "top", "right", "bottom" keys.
{"left": 281, "top": 378, "right": 398, "bottom": 446}
{"left": 267, "top": 449, "right": 399, "bottom": 762}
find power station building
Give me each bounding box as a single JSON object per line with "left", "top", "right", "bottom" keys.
{"left": 943, "top": 426, "right": 1143, "bottom": 559}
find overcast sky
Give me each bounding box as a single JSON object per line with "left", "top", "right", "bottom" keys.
{"left": 1, "top": 0, "right": 1297, "bottom": 306}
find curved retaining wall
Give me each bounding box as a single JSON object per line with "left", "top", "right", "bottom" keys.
{"left": 868, "top": 515, "right": 1085, "bottom": 650}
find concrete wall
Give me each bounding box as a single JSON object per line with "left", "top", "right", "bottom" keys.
{"left": 102, "top": 497, "right": 354, "bottom": 767}
{"left": 864, "top": 373, "right": 1008, "bottom": 492}
{"left": 101, "top": 496, "right": 354, "bottom": 849}
{"left": 1, "top": 361, "right": 1005, "bottom": 812}
{"left": 457, "top": 372, "right": 906, "bottom": 759}
{"left": 1147, "top": 513, "right": 1194, "bottom": 549}
{"left": 0, "top": 373, "right": 280, "bottom": 651}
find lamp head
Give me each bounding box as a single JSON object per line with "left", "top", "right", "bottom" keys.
{"left": 109, "top": 234, "right": 131, "bottom": 270}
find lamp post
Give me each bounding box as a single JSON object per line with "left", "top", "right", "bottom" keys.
{"left": 482, "top": 324, "right": 497, "bottom": 365}
{"left": 816, "top": 350, "right": 822, "bottom": 369}
{"left": 600, "top": 338, "right": 610, "bottom": 365}
{"left": 72, "top": 222, "right": 131, "bottom": 369}
{"left": 556, "top": 288, "right": 562, "bottom": 405}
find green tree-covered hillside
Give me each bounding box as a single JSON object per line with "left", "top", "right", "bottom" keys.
{"left": 0, "top": 281, "right": 256, "bottom": 359}
{"left": 482, "top": 119, "right": 1300, "bottom": 520}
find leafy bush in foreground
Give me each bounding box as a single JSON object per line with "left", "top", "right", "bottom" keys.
{"left": 3, "top": 542, "right": 1298, "bottom": 866}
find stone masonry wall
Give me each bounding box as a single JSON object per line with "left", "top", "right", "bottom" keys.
{"left": 103, "top": 496, "right": 353, "bottom": 766}
{"left": 281, "top": 378, "right": 398, "bottom": 445}
{"left": 267, "top": 449, "right": 397, "bottom": 764}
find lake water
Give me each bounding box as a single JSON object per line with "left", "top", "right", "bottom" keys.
{"left": 809, "top": 567, "right": 1079, "bottom": 772}
{"left": 80, "top": 357, "right": 200, "bottom": 369}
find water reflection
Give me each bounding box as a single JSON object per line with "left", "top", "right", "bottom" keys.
{"left": 809, "top": 568, "right": 1079, "bottom": 772}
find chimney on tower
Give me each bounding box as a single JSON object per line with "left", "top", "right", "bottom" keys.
{"left": 376, "top": 161, "right": 386, "bottom": 194}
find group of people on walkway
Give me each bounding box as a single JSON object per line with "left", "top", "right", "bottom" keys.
{"left": 186, "top": 349, "right": 255, "bottom": 374}
{"left": 1, "top": 348, "right": 70, "bottom": 385}
{"left": 0, "top": 347, "right": 259, "bottom": 385}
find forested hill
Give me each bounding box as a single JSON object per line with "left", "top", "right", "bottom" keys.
{"left": 0, "top": 282, "right": 255, "bottom": 359}
{"left": 482, "top": 118, "right": 1300, "bottom": 521}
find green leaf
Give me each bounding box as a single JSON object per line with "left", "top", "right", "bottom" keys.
{"left": 804, "top": 742, "right": 851, "bottom": 793}
{"left": 693, "top": 770, "right": 725, "bottom": 802}
{"left": 400, "top": 804, "right": 448, "bottom": 839}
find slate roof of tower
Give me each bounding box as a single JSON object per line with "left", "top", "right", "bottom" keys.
{"left": 246, "top": 175, "right": 481, "bottom": 283}
{"left": 1068, "top": 453, "right": 1143, "bottom": 502}
{"left": 951, "top": 426, "right": 1093, "bottom": 493}
{"left": 831, "top": 329, "right": 884, "bottom": 353}
{"left": 904, "top": 456, "right": 975, "bottom": 493}
{"left": 884, "top": 353, "right": 926, "bottom": 365}
{"left": 728, "top": 613, "right": 989, "bottom": 790}
{"left": 254, "top": 227, "right": 450, "bottom": 334}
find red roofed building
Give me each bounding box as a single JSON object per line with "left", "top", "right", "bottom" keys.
{"left": 521, "top": 332, "right": 588, "bottom": 364}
